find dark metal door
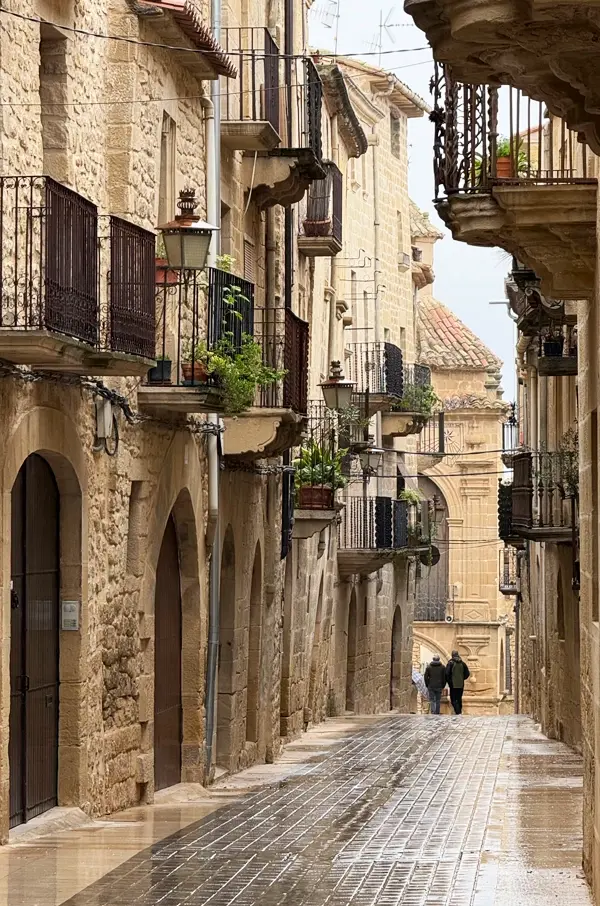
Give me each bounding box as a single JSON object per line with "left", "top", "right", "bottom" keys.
{"left": 10, "top": 454, "right": 60, "bottom": 828}
{"left": 154, "top": 515, "right": 182, "bottom": 791}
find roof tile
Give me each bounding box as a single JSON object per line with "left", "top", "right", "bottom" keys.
{"left": 417, "top": 296, "right": 502, "bottom": 370}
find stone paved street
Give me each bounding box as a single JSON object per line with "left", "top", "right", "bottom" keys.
{"left": 0, "top": 716, "right": 592, "bottom": 906}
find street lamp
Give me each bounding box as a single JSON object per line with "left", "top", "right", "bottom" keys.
{"left": 320, "top": 360, "right": 355, "bottom": 411}
{"left": 359, "top": 437, "right": 384, "bottom": 475}
{"left": 157, "top": 188, "right": 217, "bottom": 270}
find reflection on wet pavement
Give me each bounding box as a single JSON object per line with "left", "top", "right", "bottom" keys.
{"left": 0, "top": 716, "right": 591, "bottom": 906}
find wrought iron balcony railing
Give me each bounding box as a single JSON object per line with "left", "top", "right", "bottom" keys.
{"left": 414, "top": 598, "right": 448, "bottom": 622}
{"left": 431, "top": 63, "right": 589, "bottom": 202}
{"left": 254, "top": 307, "right": 309, "bottom": 413}
{"left": 502, "top": 408, "right": 520, "bottom": 467}
{"left": 537, "top": 324, "right": 578, "bottom": 376}
{"left": 417, "top": 411, "right": 446, "bottom": 463}
{"left": 499, "top": 546, "right": 518, "bottom": 595}
{"left": 221, "top": 28, "right": 280, "bottom": 140}
{"left": 293, "top": 401, "right": 341, "bottom": 510}
{"left": 298, "top": 161, "right": 343, "bottom": 254}
{"left": 0, "top": 175, "right": 155, "bottom": 363}
{"left": 338, "top": 496, "right": 408, "bottom": 552}
{"left": 345, "top": 342, "right": 403, "bottom": 398}
{"left": 392, "top": 363, "right": 433, "bottom": 414}
{"left": 498, "top": 479, "right": 517, "bottom": 544}
{"left": 512, "top": 450, "right": 578, "bottom": 542}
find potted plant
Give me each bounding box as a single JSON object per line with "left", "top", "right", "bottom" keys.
{"left": 303, "top": 174, "right": 332, "bottom": 237}
{"left": 394, "top": 384, "right": 439, "bottom": 417}
{"left": 207, "top": 333, "right": 285, "bottom": 414}
{"left": 147, "top": 355, "right": 172, "bottom": 384}
{"left": 293, "top": 440, "right": 348, "bottom": 509}
{"left": 398, "top": 487, "right": 424, "bottom": 507}
{"left": 155, "top": 234, "right": 178, "bottom": 285}
{"left": 494, "top": 136, "right": 528, "bottom": 179}
{"left": 542, "top": 327, "right": 564, "bottom": 357}
{"left": 181, "top": 340, "right": 210, "bottom": 385}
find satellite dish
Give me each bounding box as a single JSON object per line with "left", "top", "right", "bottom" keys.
{"left": 419, "top": 545, "right": 440, "bottom": 567}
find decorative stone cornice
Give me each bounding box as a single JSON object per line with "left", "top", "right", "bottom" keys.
{"left": 317, "top": 63, "right": 370, "bottom": 159}
{"left": 405, "top": 0, "right": 600, "bottom": 154}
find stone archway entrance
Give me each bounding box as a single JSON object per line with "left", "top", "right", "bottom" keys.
{"left": 154, "top": 515, "right": 182, "bottom": 791}
{"left": 9, "top": 454, "right": 60, "bottom": 828}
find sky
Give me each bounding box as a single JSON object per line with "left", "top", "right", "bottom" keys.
{"left": 308, "top": 0, "right": 517, "bottom": 402}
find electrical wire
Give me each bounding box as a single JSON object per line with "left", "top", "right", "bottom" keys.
{"left": 0, "top": 8, "right": 430, "bottom": 59}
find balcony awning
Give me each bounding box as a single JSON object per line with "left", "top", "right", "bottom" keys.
{"left": 129, "top": 0, "right": 237, "bottom": 79}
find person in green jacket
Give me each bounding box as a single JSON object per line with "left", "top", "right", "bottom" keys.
{"left": 446, "top": 650, "right": 470, "bottom": 714}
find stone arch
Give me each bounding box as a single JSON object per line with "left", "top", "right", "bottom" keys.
{"left": 137, "top": 433, "right": 204, "bottom": 788}
{"left": 345, "top": 589, "right": 357, "bottom": 712}
{"left": 412, "top": 630, "right": 453, "bottom": 667}
{"left": 1, "top": 406, "right": 86, "bottom": 839}
{"left": 245, "top": 542, "right": 262, "bottom": 745}
{"left": 390, "top": 606, "right": 403, "bottom": 710}
{"left": 217, "top": 525, "right": 236, "bottom": 769}
{"left": 307, "top": 574, "right": 325, "bottom": 722}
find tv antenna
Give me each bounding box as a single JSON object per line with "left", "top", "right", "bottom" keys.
{"left": 309, "top": 0, "right": 341, "bottom": 57}
{"left": 366, "top": 8, "right": 405, "bottom": 66}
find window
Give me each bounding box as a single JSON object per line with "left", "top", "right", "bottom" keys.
{"left": 390, "top": 113, "right": 401, "bottom": 160}
{"left": 158, "top": 112, "right": 176, "bottom": 225}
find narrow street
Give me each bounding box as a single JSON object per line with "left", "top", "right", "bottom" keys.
{"left": 0, "top": 716, "right": 591, "bottom": 906}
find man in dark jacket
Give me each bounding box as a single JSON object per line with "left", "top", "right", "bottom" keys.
{"left": 424, "top": 654, "right": 446, "bottom": 714}
{"left": 446, "top": 650, "right": 470, "bottom": 715}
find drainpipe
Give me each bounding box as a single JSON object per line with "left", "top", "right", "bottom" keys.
{"left": 327, "top": 115, "right": 339, "bottom": 367}
{"left": 204, "top": 424, "right": 220, "bottom": 784}
{"left": 371, "top": 80, "right": 394, "bottom": 452}
{"left": 200, "top": 94, "right": 218, "bottom": 266}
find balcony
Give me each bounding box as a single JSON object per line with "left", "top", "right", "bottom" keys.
{"left": 338, "top": 496, "right": 410, "bottom": 577}
{"left": 138, "top": 267, "right": 252, "bottom": 414}
{"left": 345, "top": 342, "right": 403, "bottom": 416}
{"left": 221, "top": 307, "right": 309, "bottom": 458}
{"left": 238, "top": 57, "right": 325, "bottom": 207}
{"left": 512, "top": 451, "right": 578, "bottom": 544}
{"left": 499, "top": 546, "right": 518, "bottom": 596}
{"left": 536, "top": 324, "right": 578, "bottom": 377}
{"left": 414, "top": 598, "right": 448, "bottom": 621}
{"left": 502, "top": 409, "right": 520, "bottom": 468}
{"left": 405, "top": 0, "right": 600, "bottom": 160}
{"left": 505, "top": 264, "right": 578, "bottom": 337}
{"left": 297, "top": 162, "right": 343, "bottom": 257}
{"left": 429, "top": 65, "right": 596, "bottom": 300}
{"left": 417, "top": 411, "right": 445, "bottom": 470}
{"left": 382, "top": 364, "right": 434, "bottom": 438}
{"left": 221, "top": 28, "right": 280, "bottom": 151}
{"left": 292, "top": 402, "right": 344, "bottom": 539}
{"left": 0, "top": 176, "right": 156, "bottom": 376}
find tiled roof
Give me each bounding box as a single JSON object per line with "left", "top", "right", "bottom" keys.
{"left": 418, "top": 296, "right": 502, "bottom": 370}
{"left": 410, "top": 202, "right": 444, "bottom": 240}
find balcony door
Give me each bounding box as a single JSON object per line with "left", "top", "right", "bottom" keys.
{"left": 10, "top": 454, "right": 60, "bottom": 828}
{"left": 154, "top": 515, "right": 182, "bottom": 791}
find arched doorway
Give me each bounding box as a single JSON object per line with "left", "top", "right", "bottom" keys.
{"left": 390, "top": 606, "right": 403, "bottom": 710}
{"left": 345, "top": 590, "right": 357, "bottom": 712}
{"left": 246, "top": 545, "right": 262, "bottom": 745}
{"left": 10, "top": 454, "right": 60, "bottom": 828}
{"left": 154, "top": 515, "right": 182, "bottom": 791}
{"left": 217, "top": 527, "right": 236, "bottom": 768}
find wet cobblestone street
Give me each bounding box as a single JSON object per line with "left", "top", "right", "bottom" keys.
{"left": 0, "top": 716, "right": 591, "bottom": 906}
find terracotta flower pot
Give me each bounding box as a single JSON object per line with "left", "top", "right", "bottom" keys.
{"left": 495, "top": 156, "right": 513, "bottom": 179}
{"left": 155, "top": 258, "right": 179, "bottom": 285}
{"left": 298, "top": 485, "right": 334, "bottom": 509}
{"left": 182, "top": 361, "right": 209, "bottom": 385}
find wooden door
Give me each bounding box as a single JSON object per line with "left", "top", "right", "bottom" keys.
{"left": 10, "top": 455, "right": 60, "bottom": 827}
{"left": 154, "top": 516, "right": 182, "bottom": 791}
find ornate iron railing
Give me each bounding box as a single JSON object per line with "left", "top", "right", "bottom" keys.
{"left": 299, "top": 161, "right": 343, "bottom": 244}
{"left": 293, "top": 401, "right": 341, "bottom": 506}
{"left": 417, "top": 410, "right": 446, "bottom": 457}
{"left": 414, "top": 598, "right": 448, "bottom": 621}
{"left": 304, "top": 58, "right": 323, "bottom": 160}
{"left": 393, "top": 363, "right": 433, "bottom": 414}
{"left": 207, "top": 266, "right": 254, "bottom": 350}
{"left": 499, "top": 546, "right": 518, "bottom": 595}
{"left": 431, "top": 63, "right": 589, "bottom": 201}
{"left": 512, "top": 450, "right": 578, "bottom": 533}
{"left": 221, "top": 28, "right": 280, "bottom": 135}
{"left": 0, "top": 175, "right": 155, "bottom": 357}
{"left": 537, "top": 324, "right": 578, "bottom": 375}
{"left": 338, "top": 496, "right": 408, "bottom": 551}
{"left": 503, "top": 408, "right": 518, "bottom": 456}
{"left": 498, "top": 480, "right": 515, "bottom": 543}
{"left": 346, "top": 342, "right": 404, "bottom": 397}
{"left": 253, "top": 307, "right": 308, "bottom": 412}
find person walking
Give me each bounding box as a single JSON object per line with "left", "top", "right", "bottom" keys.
{"left": 446, "top": 650, "right": 470, "bottom": 715}
{"left": 424, "top": 654, "right": 446, "bottom": 714}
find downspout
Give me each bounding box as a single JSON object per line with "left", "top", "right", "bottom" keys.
{"left": 201, "top": 52, "right": 221, "bottom": 781}
{"left": 327, "top": 114, "right": 340, "bottom": 367}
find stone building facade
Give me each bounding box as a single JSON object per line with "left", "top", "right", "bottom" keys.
{"left": 405, "top": 0, "right": 593, "bottom": 896}
{"left": 0, "top": 0, "right": 431, "bottom": 842}
{"left": 410, "top": 205, "right": 513, "bottom": 715}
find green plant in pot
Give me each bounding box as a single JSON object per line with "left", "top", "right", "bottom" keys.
{"left": 293, "top": 440, "right": 348, "bottom": 509}
{"left": 181, "top": 339, "right": 210, "bottom": 385}
{"left": 495, "top": 136, "right": 528, "bottom": 178}
{"left": 398, "top": 487, "right": 424, "bottom": 507}
{"left": 394, "top": 384, "right": 439, "bottom": 417}
{"left": 207, "top": 332, "right": 285, "bottom": 414}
